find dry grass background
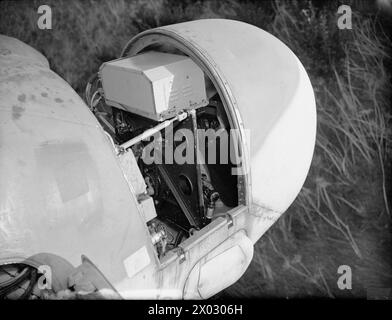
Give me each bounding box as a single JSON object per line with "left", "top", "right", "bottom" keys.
{"left": 1, "top": 0, "right": 391, "bottom": 298}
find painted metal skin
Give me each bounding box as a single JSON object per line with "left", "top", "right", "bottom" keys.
{"left": 0, "top": 19, "right": 316, "bottom": 299}
{"left": 0, "top": 35, "right": 154, "bottom": 288}
{"left": 122, "top": 19, "right": 316, "bottom": 246}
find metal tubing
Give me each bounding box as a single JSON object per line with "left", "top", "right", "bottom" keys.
{"left": 119, "top": 111, "right": 188, "bottom": 151}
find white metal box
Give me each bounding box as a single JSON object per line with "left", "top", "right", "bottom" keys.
{"left": 100, "top": 51, "right": 208, "bottom": 121}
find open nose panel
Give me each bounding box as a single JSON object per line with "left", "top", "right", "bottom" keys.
{"left": 122, "top": 19, "right": 317, "bottom": 243}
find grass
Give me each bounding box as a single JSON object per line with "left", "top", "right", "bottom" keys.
{"left": 225, "top": 1, "right": 392, "bottom": 298}
{"left": 1, "top": 0, "right": 391, "bottom": 298}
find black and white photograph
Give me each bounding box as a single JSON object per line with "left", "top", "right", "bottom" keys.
{"left": 0, "top": 0, "right": 391, "bottom": 309}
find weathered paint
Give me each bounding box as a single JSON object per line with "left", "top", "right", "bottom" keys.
{"left": 0, "top": 35, "right": 156, "bottom": 287}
